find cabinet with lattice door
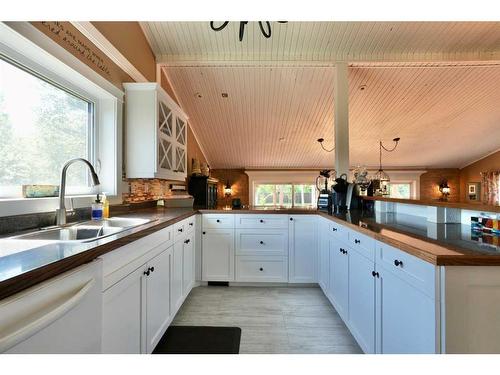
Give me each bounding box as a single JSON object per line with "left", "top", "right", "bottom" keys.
{"left": 124, "top": 83, "right": 188, "bottom": 181}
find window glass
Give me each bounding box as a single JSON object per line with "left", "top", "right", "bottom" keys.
{"left": 254, "top": 183, "right": 316, "bottom": 208}
{"left": 0, "top": 57, "right": 93, "bottom": 197}
{"left": 388, "top": 183, "right": 411, "bottom": 199}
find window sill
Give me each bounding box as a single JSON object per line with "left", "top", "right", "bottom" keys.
{"left": 0, "top": 195, "right": 100, "bottom": 217}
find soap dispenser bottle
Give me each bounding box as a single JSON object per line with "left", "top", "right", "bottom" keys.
{"left": 91, "top": 194, "right": 104, "bottom": 221}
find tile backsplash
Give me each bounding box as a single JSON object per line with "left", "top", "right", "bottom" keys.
{"left": 123, "top": 179, "right": 184, "bottom": 203}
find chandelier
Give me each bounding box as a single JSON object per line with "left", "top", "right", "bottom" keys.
{"left": 374, "top": 137, "right": 400, "bottom": 195}
{"left": 210, "top": 21, "right": 287, "bottom": 42}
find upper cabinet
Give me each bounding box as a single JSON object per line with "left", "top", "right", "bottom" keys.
{"left": 124, "top": 83, "right": 188, "bottom": 181}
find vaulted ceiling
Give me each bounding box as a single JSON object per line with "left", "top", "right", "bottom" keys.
{"left": 140, "top": 22, "right": 500, "bottom": 169}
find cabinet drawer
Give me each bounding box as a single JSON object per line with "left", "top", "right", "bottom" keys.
{"left": 235, "top": 256, "right": 288, "bottom": 282}
{"left": 202, "top": 214, "right": 235, "bottom": 229}
{"left": 348, "top": 229, "right": 375, "bottom": 261}
{"left": 235, "top": 229, "right": 288, "bottom": 256}
{"left": 173, "top": 220, "right": 186, "bottom": 240}
{"left": 377, "top": 242, "right": 436, "bottom": 298}
{"left": 185, "top": 215, "right": 196, "bottom": 233}
{"left": 328, "top": 221, "right": 349, "bottom": 242}
{"left": 235, "top": 214, "right": 288, "bottom": 229}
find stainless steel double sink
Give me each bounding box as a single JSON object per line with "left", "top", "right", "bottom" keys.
{"left": 9, "top": 217, "right": 153, "bottom": 243}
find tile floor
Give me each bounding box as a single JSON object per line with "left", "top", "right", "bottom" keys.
{"left": 172, "top": 285, "right": 362, "bottom": 354}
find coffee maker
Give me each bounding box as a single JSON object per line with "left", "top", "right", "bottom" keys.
{"left": 316, "top": 170, "right": 334, "bottom": 213}
{"left": 332, "top": 174, "right": 362, "bottom": 213}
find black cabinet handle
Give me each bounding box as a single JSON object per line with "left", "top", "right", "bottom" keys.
{"left": 144, "top": 270, "right": 150, "bottom": 276}
{"left": 371, "top": 270, "right": 379, "bottom": 278}
{"left": 259, "top": 241, "right": 264, "bottom": 245}
{"left": 332, "top": 227, "right": 337, "bottom": 232}
{"left": 354, "top": 239, "right": 361, "bottom": 244}
{"left": 202, "top": 231, "right": 206, "bottom": 235}
{"left": 394, "top": 259, "right": 403, "bottom": 267}
{"left": 260, "top": 219, "right": 264, "bottom": 223}
{"left": 340, "top": 248, "right": 347, "bottom": 254}
{"left": 189, "top": 223, "right": 194, "bottom": 226}
{"left": 150, "top": 266, "right": 155, "bottom": 273}
{"left": 290, "top": 217, "right": 293, "bottom": 221}
{"left": 339, "top": 248, "right": 343, "bottom": 254}
{"left": 216, "top": 219, "right": 220, "bottom": 223}
{"left": 259, "top": 267, "right": 263, "bottom": 271}
{"left": 184, "top": 239, "right": 190, "bottom": 244}
{"left": 178, "top": 228, "right": 183, "bottom": 232}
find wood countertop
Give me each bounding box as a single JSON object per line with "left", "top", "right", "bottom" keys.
{"left": 1, "top": 206, "right": 500, "bottom": 300}
{"left": 362, "top": 196, "right": 500, "bottom": 213}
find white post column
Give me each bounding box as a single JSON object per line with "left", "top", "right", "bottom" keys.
{"left": 334, "top": 62, "right": 350, "bottom": 178}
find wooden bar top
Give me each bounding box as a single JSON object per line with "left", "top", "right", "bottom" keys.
{"left": 362, "top": 196, "right": 500, "bottom": 213}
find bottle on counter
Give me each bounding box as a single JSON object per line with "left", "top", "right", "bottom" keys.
{"left": 101, "top": 193, "right": 110, "bottom": 219}
{"left": 91, "top": 194, "right": 104, "bottom": 221}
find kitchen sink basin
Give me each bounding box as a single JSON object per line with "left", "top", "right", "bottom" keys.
{"left": 9, "top": 217, "right": 154, "bottom": 243}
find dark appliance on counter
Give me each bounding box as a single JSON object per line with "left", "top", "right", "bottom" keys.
{"left": 188, "top": 176, "right": 218, "bottom": 208}
{"left": 231, "top": 198, "right": 242, "bottom": 209}
{"left": 316, "top": 169, "right": 334, "bottom": 213}
{"left": 332, "top": 174, "right": 362, "bottom": 213}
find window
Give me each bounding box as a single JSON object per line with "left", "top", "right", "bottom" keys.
{"left": 388, "top": 183, "right": 411, "bottom": 199}
{"left": 254, "top": 183, "right": 317, "bottom": 208}
{"left": 0, "top": 56, "right": 94, "bottom": 198}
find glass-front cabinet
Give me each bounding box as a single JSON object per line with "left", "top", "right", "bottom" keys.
{"left": 124, "top": 83, "right": 188, "bottom": 181}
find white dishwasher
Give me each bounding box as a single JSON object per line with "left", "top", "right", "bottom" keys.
{"left": 0, "top": 259, "right": 102, "bottom": 354}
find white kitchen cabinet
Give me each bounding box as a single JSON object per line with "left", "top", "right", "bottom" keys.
{"left": 348, "top": 248, "right": 376, "bottom": 354}
{"left": 144, "top": 247, "right": 172, "bottom": 354}
{"left": 124, "top": 82, "right": 188, "bottom": 181}
{"left": 182, "top": 232, "right": 195, "bottom": 297}
{"left": 375, "top": 263, "right": 437, "bottom": 354}
{"left": 288, "top": 215, "right": 318, "bottom": 283}
{"left": 171, "top": 240, "right": 184, "bottom": 312}
{"left": 2, "top": 261, "right": 102, "bottom": 354}
{"left": 202, "top": 229, "right": 235, "bottom": 281}
{"left": 318, "top": 218, "right": 330, "bottom": 294}
{"left": 102, "top": 266, "right": 143, "bottom": 354}
{"left": 329, "top": 239, "right": 349, "bottom": 320}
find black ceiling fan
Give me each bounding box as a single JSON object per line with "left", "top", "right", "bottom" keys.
{"left": 210, "top": 21, "right": 288, "bottom": 42}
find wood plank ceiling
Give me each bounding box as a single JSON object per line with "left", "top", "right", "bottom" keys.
{"left": 140, "top": 22, "right": 500, "bottom": 169}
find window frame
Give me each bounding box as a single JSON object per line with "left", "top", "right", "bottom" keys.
{"left": 253, "top": 182, "right": 317, "bottom": 208}
{"left": 0, "top": 53, "right": 99, "bottom": 198}
{"left": 387, "top": 181, "right": 413, "bottom": 199}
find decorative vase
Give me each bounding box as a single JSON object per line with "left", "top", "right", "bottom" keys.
{"left": 191, "top": 158, "right": 201, "bottom": 175}
{"left": 201, "top": 162, "right": 210, "bottom": 177}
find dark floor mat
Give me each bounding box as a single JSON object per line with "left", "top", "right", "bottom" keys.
{"left": 152, "top": 326, "right": 241, "bottom": 354}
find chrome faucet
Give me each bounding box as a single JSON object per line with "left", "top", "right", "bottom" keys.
{"left": 55, "top": 158, "right": 100, "bottom": 226}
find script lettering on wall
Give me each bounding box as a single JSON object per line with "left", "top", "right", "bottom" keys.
{"left": 31, "top": 21, "right": 133, "bottom": 89}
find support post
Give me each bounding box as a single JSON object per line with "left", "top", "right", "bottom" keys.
{"left": 334, "top": 62, "right": 350, "bottom": 178}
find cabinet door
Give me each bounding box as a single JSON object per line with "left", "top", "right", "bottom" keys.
{"left": 171, "top": 241, "right": 184, "bottom": 314}
{"left": 376, "top": 266, "right": 437, "bottom": 354}
{"left": 182, "top": 233, "right": 195, "bottom": 297}
{"left": 329, "top": 240, "right": 349, "bottom": 320}
{"left": 348, "top": 249, "right": 376, "bottom": 354}
{"left": 145, "top": 246, "right": 172, "bottom": 354}
{"left": 173, "top": 116, "right": 187, "bottom": 176}
{"left": 288, "top": 215, "right": 318, "bottom": 283}
{"left": 202, "top": 229, "right": 235, "bottom": 281}
{"left": 102, "top": 267, "right": 143, "bottom": 354}
{"left": 318, "top": 219, "right": 330, "bottom": 294}
{"left": 157, "top": 100, "right": 175, "bottom": 175}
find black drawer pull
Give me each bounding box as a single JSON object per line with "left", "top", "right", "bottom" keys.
{"left": 184, "top": 239, "right": 190, "bottom": 244}
{"left": 259, "top": 241, "right": 264, "bottom": 245}
{"left": 394, "top": 259, "right": 403, "bottom": 267}
{"left": 216, "top": 219, "right": 220, "bottom": 223}
{"left": 289, "top": 217, "right": 293, "bottom": 221}
{"left": 332, "top": 227, "right": 337, "bottom": 232}
{"left": 202, "top": 231, "right": 206, "bottom": 235}
{"left": 150, "top": 266, "right": 155, "bottom": 273}
{"left": 371, "top": 270, "right": 379, "bottom": 278}
{"left": 354, "top": 239, "right": 361, "bottom": 244}
{"left": 260, "top": 219, "right": 264, "bottom": 223}
{"left": 144, "top": 270, "right": 150, "bottom": 276}
{"left": 259, "top": 267, "right": 263, "bottom": 271}
{"left": 189, "top": 223, "right": 194, "bottom": 226}
{"left": 178, "top": 228, "right": 183, "bottom": 232}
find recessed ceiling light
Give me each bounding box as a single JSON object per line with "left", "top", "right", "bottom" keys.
{"left": 221, "top": 92, "right": 228, "bottom": 98}
{"left": 194, "top": 92, "right": 202, "bottom": 98}
{"left": 359, "top": 85, "right": 367, "bottom": 91}
{"left": 279, "top": 137, "right": 285, "bottom": 142}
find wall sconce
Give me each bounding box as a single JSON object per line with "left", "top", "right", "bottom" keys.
{"left": 439, "top": 180, "right": 451, "bottom": 201}
{"left": 224, "top": 181, "right": 232, "bottom": 197}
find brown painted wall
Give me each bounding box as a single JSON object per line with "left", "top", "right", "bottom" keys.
{"left": 91, "top": 22, "right": 156, "bottom": 82}
{"left": 460, "top": 150, "right": 500, "bottom": 203}
{"left": 210, "top": 169, "right": 250, "bottom": 207}
{"left": 419, "top": 169, "right": 461, "bottom": 202}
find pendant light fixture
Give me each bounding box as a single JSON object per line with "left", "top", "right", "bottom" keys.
{"left": 317, "top": 138, "right": 335, "bottom": 153}
{"left": 210, "top": 21, "right": 287, "bottom": 42}
{"left": 373, "top": 137, "right": 400, "bottom": 195}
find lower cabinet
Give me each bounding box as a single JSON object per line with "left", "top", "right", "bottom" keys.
{"left": 348, "top": 248, "right": 376, "bottom": 354}
{"left": 182, "top": 233, "right": 195, "bottom": 296}
{"left": 375, "top": 264, "right": 436, "bottom": 354}
{"left": 202, "top": 229, "right": 235, "bottom": 281}
{"left": 288, "top": 215, "right": 318, "bottom": 283}
{"left": 329, "top": 239, "right": 349, "bottom": 320}
{"left": 318, "top": 219, "right": 330, "bottom": 293}
{"left": 235, "top": 256, "right": 288, "bottom": 282}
